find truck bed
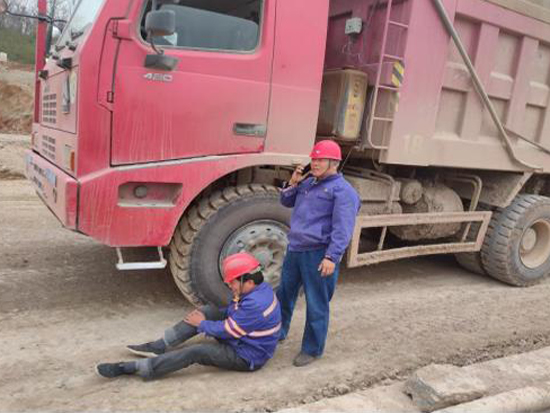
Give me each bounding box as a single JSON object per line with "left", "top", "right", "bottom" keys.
{"left": 327, "top": 0, "right": 550, "bottom": 172}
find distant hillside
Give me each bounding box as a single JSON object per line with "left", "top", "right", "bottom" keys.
{"left": 0, "top": 27, "right": 35, "bottom": 65}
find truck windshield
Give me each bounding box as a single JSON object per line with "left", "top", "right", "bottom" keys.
{"left": 56, "top": 0, "right": 105, "bottom": 49}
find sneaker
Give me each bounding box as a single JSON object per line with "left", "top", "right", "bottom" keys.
{"left": 96, "top": 363, "right": 126, "bottom": 378}
{"left": 293, "top": 352, "right": 319, "bottom": 367}
{"left": 127, "top": 342, "right": 165, "bottom": 357}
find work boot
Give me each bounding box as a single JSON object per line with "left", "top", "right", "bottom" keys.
{"left": 127, "top": 340, "right": 166, "bottom": 357}
{"left": 96, "top": 362, "right": 130, "bottom": 378}
{"left": 293, "top": 352, "right": 319, "bottom": 367}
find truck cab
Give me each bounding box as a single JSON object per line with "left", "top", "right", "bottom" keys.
{"left": 26, "top": 0, "right": 329, "bottom": 304}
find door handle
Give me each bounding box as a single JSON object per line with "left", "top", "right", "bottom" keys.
{"left": 233, "top": 123, "right": 267, "bottom": 137}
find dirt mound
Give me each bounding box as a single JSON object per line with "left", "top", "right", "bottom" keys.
{"left": 0, "top": 134, "right": 30, "bottom": 180}
{"left": 0, "top": 79, "right": 33, "bottom": 134}
{"left": 3, "top": 62, "right": 34, "bottom": 72}
{"left": 0, "top": 166, "right": 25, "bottom": 180}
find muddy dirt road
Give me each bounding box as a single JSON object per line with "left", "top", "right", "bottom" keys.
{"left": 2, "top": 177, "right": 550, "bottom": 412}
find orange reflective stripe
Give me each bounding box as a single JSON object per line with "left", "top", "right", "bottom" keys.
{"left": 224, "top": 320, "right": 241, "bottom": 339}
{"left": 228, "top": 317, "right": 247, "bottom": 336}
{"left": 263, "top": 297, "right": 278, "bottom": 317}
{"left": 249, "top": 323, "right": 282, "bottom": 338}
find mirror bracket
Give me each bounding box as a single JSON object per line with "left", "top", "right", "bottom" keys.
{"left": 144, "top": 54, "right": 179, "bottom": 71}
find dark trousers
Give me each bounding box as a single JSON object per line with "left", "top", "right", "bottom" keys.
{"left": 136, "top": 305, "right": 251, "bottom": 379}
{"left": 277, "top": 248, "right": 339, "bottom": 357}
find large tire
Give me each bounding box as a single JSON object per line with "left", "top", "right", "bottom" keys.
{"left": 455, "top": 228, "right": 486, "bottom": 275}
{"left": 454, "top": 205, "right": 490, "bottom": 276}
{"left": 170, "top": 184, "right": 290, "bottom": 306}
{"left": 481, "top": 194, "right": 550, "bottom": 286}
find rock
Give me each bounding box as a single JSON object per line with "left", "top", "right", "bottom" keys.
{"left": 302, "top": 396, "right": 315, "bottom": 404}
{"left": 405, "top": 364, "right": 488, "bottom": 412}
{"left": 335, "top": 384, "right": 351, "bottom": 395}
{"left": 321, "top": 388, "right": 333, "bottom": 397}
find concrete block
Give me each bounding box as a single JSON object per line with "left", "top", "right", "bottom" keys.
{"left": 405, "top": 364, "right": 489, "bottom": 412}
{"left": 434, "top": 381, "right": 550, "bottom": 413}
{"left": 280, "top": 383, "right": 420, "bottom": 413}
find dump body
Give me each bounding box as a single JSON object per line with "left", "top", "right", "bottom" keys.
{"left": 328, "top": 0, "right": 550, "bottom": 172}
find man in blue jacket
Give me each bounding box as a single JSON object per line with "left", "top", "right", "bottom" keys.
{"left": 96, "top": 252, "right": 281, "bottom": 379}
{"left": 279, "top": 140, "right": 360, "bottom": 367}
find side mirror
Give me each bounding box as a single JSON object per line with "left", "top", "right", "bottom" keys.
{"left": 0, "top": 0, "right": 8, "bottom": 14}
{"left": 51, "top": 26, "right": 61, "bottom": 45}
{"left": 145, "top": 9, "right": 176, "bottom": 38}
{"left": 143, "top": 2, "right": 180, "bottom": 71}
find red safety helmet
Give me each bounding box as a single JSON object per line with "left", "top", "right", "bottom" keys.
{"left": 310, "top": 140, "right": 342, "bottom": 161}
{"left": 222, "top": 252, "right": 261, "bottom": 284}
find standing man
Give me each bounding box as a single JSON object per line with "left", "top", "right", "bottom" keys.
{"left": 96, "top": 252, "right": 281, "bottom": 380}
{"left": 278, "top": 140, "right": 360, "bottom": 367}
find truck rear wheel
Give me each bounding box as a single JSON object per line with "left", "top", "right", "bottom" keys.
{"left": 481, "top": 194, "right": 550, "bottom": 286}
{"left": 454, "top": 205, "right": 490, "bottom": 276}
{"left": 454, "top": 225, "right": 486, "bottom": 275}
{"left": 169, "top": 184, "right": 290, "bottom": 306}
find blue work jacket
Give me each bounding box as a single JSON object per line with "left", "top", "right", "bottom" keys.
{"left": 280, "top": 173, "right": 360, "bottom": 263}
{"left": 198, "top": 282, "right": 281, "bottom": 369}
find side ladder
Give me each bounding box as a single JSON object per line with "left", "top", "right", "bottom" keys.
{"left": 361, "top": 0, "right": 409, "bottom": 150}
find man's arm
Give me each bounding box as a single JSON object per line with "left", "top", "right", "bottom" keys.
{"left": 281, "top": 165, "right": 310, "bottom": 208}
{"left": 325, "top": 186, "right": 360, "bottom": 263}
{"left": 280, "top": 185, "right": 299, "bottom": 208}
{"left": 197, "top": 300, "right": 265, "bottom": 340}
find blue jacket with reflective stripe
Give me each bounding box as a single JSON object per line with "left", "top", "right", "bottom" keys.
{"left": 197, "top": 282, "right": 281, "bottom": 369}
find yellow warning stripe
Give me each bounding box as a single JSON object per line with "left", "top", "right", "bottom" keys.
{"left": 391, "top": 74, "right": 402, "bottom": 88}
{"left": 394, "top": 61, "right": 405, "bottom": 76}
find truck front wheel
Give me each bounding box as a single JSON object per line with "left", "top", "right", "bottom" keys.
{"left": 169, "top": 185, "right": 290, "bottom": 306}
{"left": 481, "top": 194, "right": 550, "bottom": 286}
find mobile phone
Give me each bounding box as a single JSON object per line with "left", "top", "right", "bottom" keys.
{"left": 302, "top": 163, "right": 311, "bottom": 175}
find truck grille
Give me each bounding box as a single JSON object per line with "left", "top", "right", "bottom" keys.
{"left": 42, "top": 135, "right": 56, "bottom": 161}
{"left": 42, "top": 93, "right": 57, "bottom": 125}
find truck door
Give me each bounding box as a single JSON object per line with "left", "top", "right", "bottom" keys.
{"left": 111, "top": 0, "right": 274, "bottom": 165}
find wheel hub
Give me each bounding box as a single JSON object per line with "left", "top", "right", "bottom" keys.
{"left": 220, "top": 220, "right": 288, "bottom": 287}
{"left": 521, "top": 228, "right": 537, "bottom": 252}
{"left": 520, "top": 219, "right": 550, "bottom": 269}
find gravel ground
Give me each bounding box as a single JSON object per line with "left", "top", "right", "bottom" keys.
{"left": 2, "top": 177, "right": 550, "bottom": 412}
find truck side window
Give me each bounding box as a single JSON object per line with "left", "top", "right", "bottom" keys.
{"left": 144, "top": 0, "right": 263, "bottom": 53}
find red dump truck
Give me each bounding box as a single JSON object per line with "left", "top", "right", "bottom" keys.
{"left": 12, "top": 0, "right": 550, "bottom": 305}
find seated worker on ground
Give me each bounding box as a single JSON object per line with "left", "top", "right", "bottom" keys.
{"left": 96, "top": 252, "right": 281, "bottom": 380}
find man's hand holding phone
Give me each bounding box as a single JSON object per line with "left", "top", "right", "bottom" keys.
{"left": 289, "top": 164, "right": 311, "bottom": 187}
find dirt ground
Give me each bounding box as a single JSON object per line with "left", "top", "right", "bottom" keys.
{"left": 0, "top": 62, "right": 34, "bottom": 134}
{"left": 2, "top": 165, "right": 550, "bottom": 411}
{"left": 0, "top": 134, "right": 29, "bottom": 179}
{"left": 1, "top": 65, "right": 550, "bottom": 412}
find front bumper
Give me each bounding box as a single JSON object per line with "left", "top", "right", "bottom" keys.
{"left": 25, "top": 150, "right": 79, "bottom": 229}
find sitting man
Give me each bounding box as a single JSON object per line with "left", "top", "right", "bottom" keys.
{"left": 96, "top": 252, "right": 281, "bottom": 380}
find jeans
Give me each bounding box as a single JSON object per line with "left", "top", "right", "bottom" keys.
{"left": 136, "top": 305, "right": 251, "bottom": 379}
{"left": 276, "top": 248, "right": 339, "bottom": 357}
